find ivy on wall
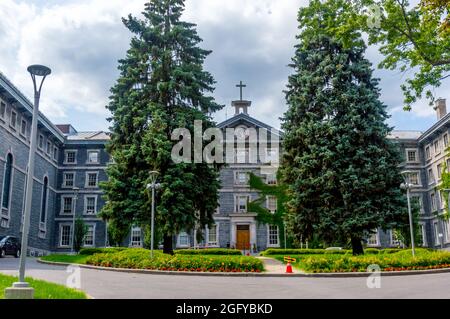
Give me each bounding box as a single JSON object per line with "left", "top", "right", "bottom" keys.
{"left": 247, "top": 172, "right": 292, "bottom": 248}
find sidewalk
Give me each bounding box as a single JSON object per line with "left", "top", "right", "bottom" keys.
{"left": 257, "top": 257, "right": 292, "bottom": 274}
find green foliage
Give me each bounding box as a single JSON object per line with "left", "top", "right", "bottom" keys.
{"left": 41, "top": 254, "right": 90, "bottom": 265}
{"left": 86, "top": 248, "right": 263, "bottom": 272}
{"left": 261, "top": 248, "right": 350, "bottom": 256}
{"left": 79, "top": 247, "right": 128, "bottom": 256}
{"left": 73, "top": 218, "right": 88, "bottom": 253}
{"left": 247, "top": 173, "right": 291, "bottom": 248}
{"left": 438, "top": 155, "right": 450, "bottom": 221}
{"left": 281, "top": 0, "right": 408, "bottom": 255}
{"left": 174, "top": 249, "right": 242, "bottom": 255}
{"left": 0, "top": 274, "right": 87, "bottom": 299}
{"left": 100, "top": 0, "right": 223, "bottom": 253}
{"left": 282, "top": 249, "right": 450, "bottom": 273}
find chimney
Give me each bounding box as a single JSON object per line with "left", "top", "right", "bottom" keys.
{"left": 435, "top": 98, "right": 447, "bottom": 120}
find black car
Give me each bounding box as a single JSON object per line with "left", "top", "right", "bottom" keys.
{"left": 0, "top": 236, "right": 21, "bottom": 258}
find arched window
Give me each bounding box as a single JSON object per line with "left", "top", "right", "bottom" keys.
{"left": 2, "top": 153, "right": 13, "bottom": 209}
{"left": 40, "top": 177, "right": 48, "bottom": 224}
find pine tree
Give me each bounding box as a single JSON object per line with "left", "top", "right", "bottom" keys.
{"left": 280, "top": 0, "right": 408, "bottom": 255}
{"left": 100, "top": 0, "right": 223, "bottom": 254}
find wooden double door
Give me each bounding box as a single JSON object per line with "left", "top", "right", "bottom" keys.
{"left": 236, "top": 225, "right": 250, "bottom": 250}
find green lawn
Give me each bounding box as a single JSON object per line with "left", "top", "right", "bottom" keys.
{"left": 270, "top": 249, "right": 450, "bottom": 273}
{"left": 0, "top": 274, "right": 87, "bottom": 299}
{"left": 41, "top": 254, "right": 90, "bottom": 265}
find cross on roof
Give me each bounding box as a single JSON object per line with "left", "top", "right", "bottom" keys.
{"left": 236, "top": 81, "right": 246, "bottom": 101}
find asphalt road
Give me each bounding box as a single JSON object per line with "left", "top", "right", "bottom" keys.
{"left": 0, "top": 257, "right": 449, "bottom": 299}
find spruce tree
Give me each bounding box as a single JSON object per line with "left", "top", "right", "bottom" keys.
{"left": 280, "top": 0, "right": 408, "bottom": 255}
{"left": 100, "top": 0, "right": 223, "bottom": 254}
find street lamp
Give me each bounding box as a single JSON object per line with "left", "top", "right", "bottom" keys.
{"left": 400, "top": 170, "right": 416, "bottom": 257}
{"left": 71, "top": 187, "right": 80, "bottom": 254}
{"left": 146, "top": 171, "right": 161, "bottom": 258}
{"left": 11, "top": 65, "right": 51, "bottom": 297}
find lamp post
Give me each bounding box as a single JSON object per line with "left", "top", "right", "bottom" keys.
{"left": 9, "top": 65, "right": 51, "bottom": 297}
{"left": 146, "top": 171, "right": 160, "bottom": 258}
{"left": 71, "top": 187, "right": 80, "bottom": 254}
{"left": 400, "top": 170, "right": 416, "bottom": 257}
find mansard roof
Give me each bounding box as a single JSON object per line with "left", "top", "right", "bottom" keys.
{"left": 217, "top": 112, "right": 283, "bottom": 138}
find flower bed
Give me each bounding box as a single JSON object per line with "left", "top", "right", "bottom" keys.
{"left": 174, "top": 248, "right": 242, "bottom": 255}
{"left": 272, "top": 249, "right": 450, "bottom": 273}
{"left": 261, "top": 248, "right": 407, "bottom": 256}
{"left": 85, "top": 248, "right": 264, "bottom": 273}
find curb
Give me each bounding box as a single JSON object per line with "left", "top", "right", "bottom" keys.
{"left": 37, "top": 258, "right": 450, "bottom": 278}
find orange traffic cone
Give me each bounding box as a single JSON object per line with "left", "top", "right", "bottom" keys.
{"left": 286, "top": 262, "right": 293, "bottom": 274}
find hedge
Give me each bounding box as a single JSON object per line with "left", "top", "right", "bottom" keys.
{"left": 261, "top": 249, "right": 349, "bottom": 256}
{"left": 79, "top": 247, "right": 128, "bottom": 256}
{"left": 174, "top": 248, "right": 242, "bottom": 255}
{"left": 86, "top": 248, "right": 263, "bottom": 272}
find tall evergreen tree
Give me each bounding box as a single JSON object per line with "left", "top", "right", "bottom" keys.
{"left": 280, "top": 0, "right": 408, "bottom": 255}
{"left": 100, "top": 0, "right": 223, "bottom": 254}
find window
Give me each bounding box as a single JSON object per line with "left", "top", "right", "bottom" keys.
{"left": 60, "top": 225, "right": 72, "bottom": 247}
{"left": 235, "top": 149, "right": 247, "bottom": 163}
{"left": 434, "top": 222, "right": 440, "bottom": 246}
{"left": 443, "top": 220, "right": 450, "bottom": 243}
{"left": 38, "top": 135, "right": 44, "bottom": 150}
{"left": 208, "top": 225, "right": 218, "bottom": 246}
{"left": 64, "top": 150, "right": 77, "bottom": 164}
{"left": 63, "top": 172, "right": 75, "bottom": 188}
{"left": 53, "top": 146, "right": 58, "bottom": 161}
{"left": 87, "top": 150, "right": 99, "bottom": 164}
{"left": 20, "top": 119, "right": 27, "bottom": 137}
{"left": 40, "top": 177, "right": 48, "bottom": 226}
{"left": 234, "top": 171, "right": 248, "bottom": 185}
{"left": 266, "top": 174, "right": 277, "bottom": 185}
{"left": 235, "top": 195, "right": 249, "bottom": 213}
{"left": 431, "top": 192, "right": 437, "bottom": 212}
{"left": 86, "top": 172, "right": 98, "bottom": 188}
{"left": 84, "top": 225, "right": 95, "bottom": 246}
{"left": 0, "top": 101, "right": 5, "bottom": 120}
{"left": 434, "top": 140, "right": 441, "bottom": 154}
{"left": 408, "top": 172, "right": 420, "bottom": 185}
{"left": 406, "top": 150, "right": 417, "bottom": 162}
{"left": 419, "top": 223, "right": 427, "bottom": 246}
{"left": 10, "top": 111, "right": 17, "bottom": 129}
{"left": 412, "top": 195, "right": 423, "bottom": 213}
{"left": 444, "top": 134, "right": 449, "bottom": 148}
{"left": 267, "top": 195, "right": 277, "bottom": 212}
{"left": 1, "top": 154, "right": 13, "bottom": 210}
{"left": 266, "top": 148, "right": 279, "bottom": 163}
{"left": 130, "top": 227, "right": 142, "bottom": 247}
{"left": 268, "top": 225, "right": 279, "bottom": 247}
{"left": 437, "top": 163, "right": 443, "bottom": 180}
{"left": 178, "top": 232, "right": 190, "bottom": 247}
{"left": 367, "top": 230, "right": 379, "bottom": 246}
{"left": 426, "top": 146, "right": 431, "bottom": 160}
{"left": 390, "top": 230, "right": 402, "bottom": 247}
{"left": 84, "top": 196, "right": 97, "bottom": 215}
{"left": 61, "top": 197, "right": 73, "bottom": 215}
{"left": 46, "top": 141, "right": 52, "bottom": 156}
{"left": 428, "top": 168, "right": 435, "bottom": 184}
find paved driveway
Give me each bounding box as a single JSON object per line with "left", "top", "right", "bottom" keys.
{"left": 1, "top": 257, "right": 450, "bottom": 299}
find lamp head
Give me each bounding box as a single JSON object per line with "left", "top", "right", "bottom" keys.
{"left": 149, "top": 170, "right": 159, "bottom": 184}
{"left": 27, "top": 65, "right": 51, "bottom": 77}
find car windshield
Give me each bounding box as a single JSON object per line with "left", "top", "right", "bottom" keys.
{"left": 0, "top": 236, "right": 6, "bottom": 244}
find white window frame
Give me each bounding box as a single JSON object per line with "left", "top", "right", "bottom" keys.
{"left": 433, "top": 221, "right": 440, "bottom": 246}
{"left": 434, "top": 140, "right": 441, "bottom": 155}
{"left": 405, "top": 148, "right": 419, "bottom": 163}
{"left": 235, "top": 148, "right": 248, "bottom": 164}
{"left": 266, "top": 195, "right": 277, "bottom": 213}
{"left": 85, "top": 172, "right": 99, "bottom": 188}
{"left": 426, "top": 146, "right": 431, "bottom": 160}
{"left": 9, "top": 110, "right": 17, "bottom": 130}
{"left": 46, "top": 141, "right": 52, "bottom": 156}
{"left": 411, "top": 195, "right": 424, "bottom": 214}
{"left": 266, "top": 174, "right": 277, "bottom": 185}
{"left": 444, "top": 133, "right": 449, "bottom": 148}
{"left": 130, "top": 227, "right": 143, "bottom": 247}
{"left": 367, "top": 229, "right": 380, "bottom": 246}
{"left": 64, "top": 150, "right": 77, "bottom": 164}
{"left": 84, "top": 224, "right": 96, "bottom": 247}
{"left": 235, "top": 195, "right": 249, "bottom": 213}
{"left": 267, "top": 225, "right": 280, "bottom": 248}
{"left": 84, "top": 195, "right": 97, "bottom": 215}
{"left": 408, "top": 171, "right": 421, "bottom": 186}
{"left": 177, "top": 231, "right": 190, "bottom": 248}
{"left": 59, "top": 224, "right": 72, "bottom": 247}
{"left": 437, "top": 163, "right": 443, "bottom": 181}
{"left": 428, "top": 168, "right": 435, "bottom": 185}
{"left": 61, "top": 196, "right": 75, "bottom": 215}
{"left": 419, "top": 222, "right": 427, "bottom": 247}
{"left": 0, "top": 100, "right": 6, "bottom": 120}
{"left": 20, "top": 119, "right": 27, "bottom": 138}
{"left": 206, "top": 224, "right": 219, "bottom": 247}
{"left": 430, "top": 192, "right": 437, "bottom": 212}
{"left": 234, "top": 171, "right": 249, "bottom": 186}
{"left": 62, "top": 172, "right": 75, "bottom": 188}
{"left": 87, "top": 150, "right": 100, "bottom": 164}
{"left": 53, "top": 146, "right": 58, "bottom": 161}
{"left": 38, "top": 134, "right": 44, "bottom": 150}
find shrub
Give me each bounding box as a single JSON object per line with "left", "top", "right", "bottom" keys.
{"left": 261, "top": 249, "right": 326, "bottom": 256}
{"left": 174, "top": 249, "right": 242, "bottom": 255}
{"left": 79, "top": 247, "right": 128, "bottom": 256}
{"left": 86, "top": 248, "right": 263, "bottom": 272}
{"left": 364, "top": 248, "right": 381, "bottom": 255}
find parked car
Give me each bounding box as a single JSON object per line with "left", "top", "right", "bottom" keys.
{"left": 0, "top": 236, "right": 21, "bottom": 258}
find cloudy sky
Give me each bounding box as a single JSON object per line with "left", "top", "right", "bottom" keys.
{"left": 0, "top": 0, "right": 448, "bottom": 132}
